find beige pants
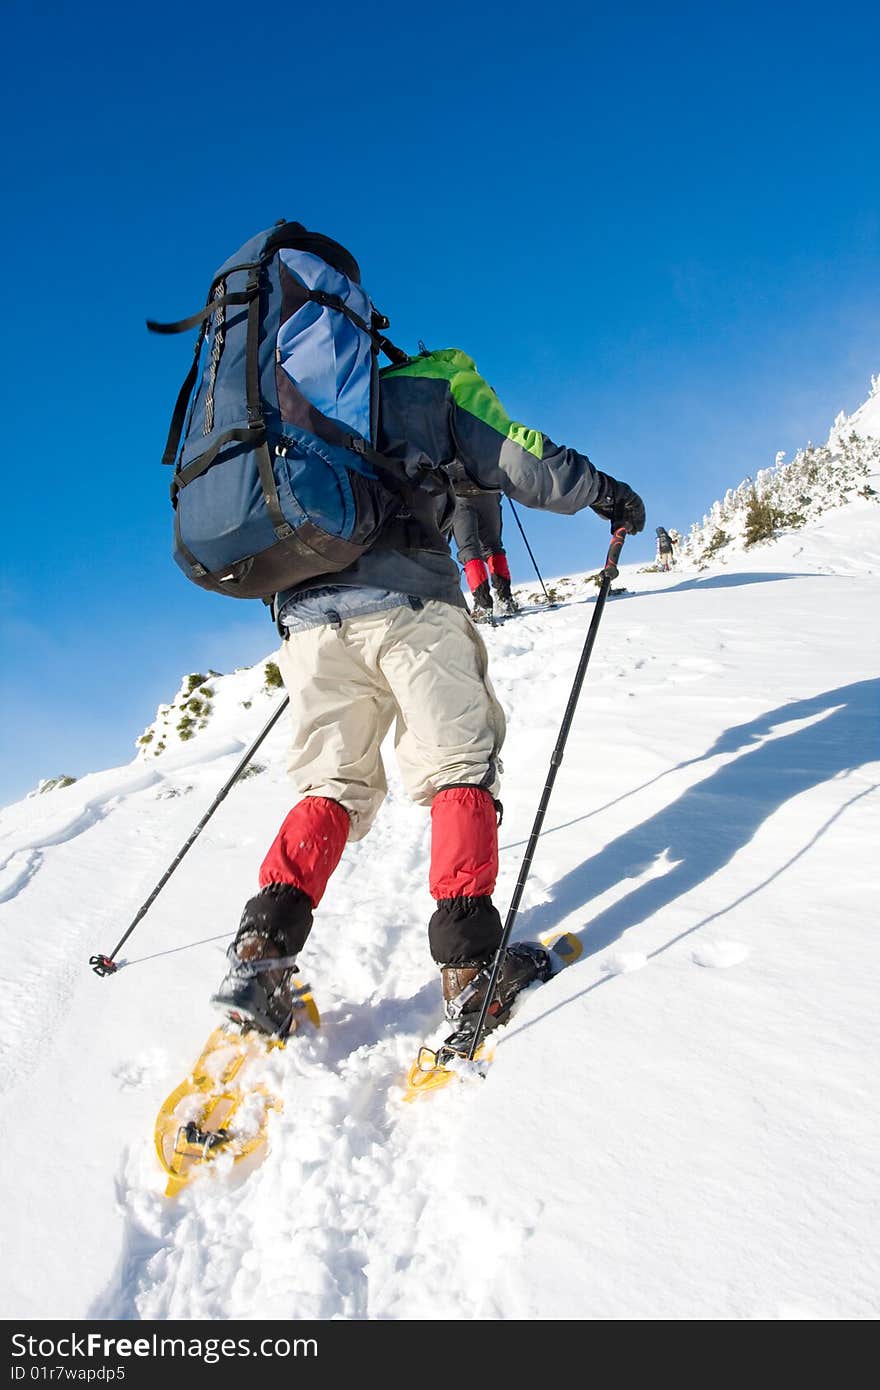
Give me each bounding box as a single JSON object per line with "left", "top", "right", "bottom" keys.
{"left": 276, "top": 600, "right": 506, "bottom": 840}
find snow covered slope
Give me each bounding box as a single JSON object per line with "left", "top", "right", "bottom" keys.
{"left": 1, "top": 462, "right": 878, "bottom": 1321}
{"left": 845, "top": 373, "right": 880, "bottom": 440}
{"left": 680, "top": 374, "right": 880, "bottom": 570}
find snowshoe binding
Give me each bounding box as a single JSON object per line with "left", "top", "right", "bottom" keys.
{"left": 404, "top": 932, "right": 582, "bottom": 1099}
{"left": 211, "top": 931, "right": 317, "bottom": 1038}
{"left": 442, "top": 941, "right": 552, "bottom": 1022}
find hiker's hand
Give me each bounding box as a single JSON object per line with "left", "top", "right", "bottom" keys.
{"left": 615, "top": 484, "right": 646, "bottom": 534}
{"left": 590, "top": 475, "right": 646, "bottom": 534}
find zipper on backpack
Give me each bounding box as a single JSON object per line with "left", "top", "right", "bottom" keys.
{"left": 203, "top": 279, "right": 227, "bottom": 435}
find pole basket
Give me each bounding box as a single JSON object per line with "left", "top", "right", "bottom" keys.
{"left": 89, "top": 954, "right": 118, "bottom": 977}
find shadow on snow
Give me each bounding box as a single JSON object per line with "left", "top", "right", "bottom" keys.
{"left": 515, "top": 677, "right": 879, "bottom": 969}
{"left": 621, "top": 570, "right": 828, "bottom": 598}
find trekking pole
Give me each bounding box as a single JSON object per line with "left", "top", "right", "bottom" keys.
{"left": 467, "top": 525, "right": 628, "bottom": 1060}
{"left": 506, "top": 498, "right": 555, "bottom": 606}
{"left": 89, "top": 695, "right": 290, "bottom": 976}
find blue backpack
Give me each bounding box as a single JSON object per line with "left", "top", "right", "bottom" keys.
{"left": 149, "top": 220, "right": 435, "bottom": 599}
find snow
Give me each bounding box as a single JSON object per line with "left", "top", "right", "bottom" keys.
{"left": 1, "top": 438, "right": 878, "bottom": 1321}
{"left": 846, "top": 373, "right": 880, "bottom": 440}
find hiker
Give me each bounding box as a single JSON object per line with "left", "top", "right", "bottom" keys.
{"left": 212, "top": 341, "right": 645, "bottom": 1039}
{"left": 656, "top": 526, "right": 675, "bottom": 570}
{"left": 449, "top": 467, "right": 516, "bottom": 620}
{"left": 156, "top": 223, "right": 645, "bottom": 1043}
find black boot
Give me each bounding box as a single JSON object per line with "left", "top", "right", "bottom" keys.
{"left": 211, "top": 884, "right": 313, "bottom": 1036}
{"left": 490, "top": 573, "right": 518, "bottom": 616}
{"left": 470, "top": 580, "right": 494, "bottom": 623}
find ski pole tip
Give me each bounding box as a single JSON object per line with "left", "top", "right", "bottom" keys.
{"left": 89, "top": 953, "right": 118, "bottom": 977}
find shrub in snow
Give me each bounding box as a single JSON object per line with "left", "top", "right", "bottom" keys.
{"left": 136, "top": 671, "right": 221, "bottom": 759}
{"left": 28, "top": 775, "right": 77, "bottom": 796}
{"left": 236, "top": 763, "right": 266, "bottom": 782}
{"left": 264, "top": 661, "right": 283, "bottom": 692}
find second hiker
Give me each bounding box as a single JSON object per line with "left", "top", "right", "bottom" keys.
{"left": 448, "top": 465, "right": 517, "bottom": 621}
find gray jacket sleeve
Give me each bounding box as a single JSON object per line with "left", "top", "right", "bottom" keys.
{"left": 446, "top": 354, "right": 606, "bottom": 515}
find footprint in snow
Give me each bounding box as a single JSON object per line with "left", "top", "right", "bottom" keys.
{"left": 112, "top": 1051, "right": 168, "bottom": 1090}
{"left": 600, "top": 951, "right": 648, "bottom": 975}
{"left": 691, "top": 940, "right": 750, "bottom": 969}
{"left": 0, "top": 848, "right": 42, "bottom": 903}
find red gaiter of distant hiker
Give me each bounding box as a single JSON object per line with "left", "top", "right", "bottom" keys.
{"left": 463, "top": 557, "right": 489, "bottom": 593}
{"left": 486, "top": 552, "right": 511, "bottom": 581}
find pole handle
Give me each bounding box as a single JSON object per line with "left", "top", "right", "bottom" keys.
{"left": 602, "top": 525, "right": 628, "bottom": 580}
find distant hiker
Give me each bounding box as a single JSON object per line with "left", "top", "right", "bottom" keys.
{"left": 151, "top": 219, "right": 645, "bottom": 1046}
{"left": 656, "top": 526, "right": 675, "bottom": 570}
{"left": 448, "top": 467, "right": 517, "bottom": 620}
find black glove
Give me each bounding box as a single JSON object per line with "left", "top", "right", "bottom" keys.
{"left": 590, "top": 473, "right": 646, "bottom": 534}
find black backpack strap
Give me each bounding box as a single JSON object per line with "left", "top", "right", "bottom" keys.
{"left": 349, "top": 438, "right": 454, "bottom": 505}
{"left": 239, "top": 266, "right": 295, "bottom": 544}
{"left": 161, "top": 265, "right": 264, "bottom": 473}
{"left": 147, "top": 257, "right": 264, "bottom": 336}
{"left": 282, "top": 281, "right": 408, "bottom": 365}
{"left": 158, "top": 323, "right": 207, "bottom": 466}
{"left": 173, "top": 507, "right": 209, "bottom": 580}
{"left": 170, "top": 427, "right": 265, "bottom": 495}
{"left": 150, "top": 259, "right": 265, "bottom": 466}
{"left": 370, "top": 310, "right": 409, "bottom": 366}
{"left": 146, "top": 286, "right": 259, "bottom": 336}
{"left": 347, "top": 438, "right": 456, "bottom": 553}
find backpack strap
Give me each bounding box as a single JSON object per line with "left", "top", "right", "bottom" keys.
{"left": 146, "top": 258, "right": 265, "bottom": 334}
{"left": 348, "top": 438, "right": 456, "bottom": 553}
{"left": 373, "top": 326, "right": 409, "bottom": 367}
{"left": 164, "top": 258, "right": 295, "bottom": 554}
{"left": 243, "top": 267, "right": 297, "bottom": 548}
{"left": 158, "top": 322, "right": 208, "bottom": 467}
{"left": 170, "top": 428, "right": 263, "bottom": 495}
{"left": 161, "top": 265, "right": 264, "bottom": 478}
{"left": 145, "top": 286, "right": 257, "bottom": 336}
{"left": 280, "top": 277, "right": 408, "bottom": 365}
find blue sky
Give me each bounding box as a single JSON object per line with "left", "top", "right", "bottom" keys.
{"left": 1, "top": 0, "right": 878, "bottom": 806}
